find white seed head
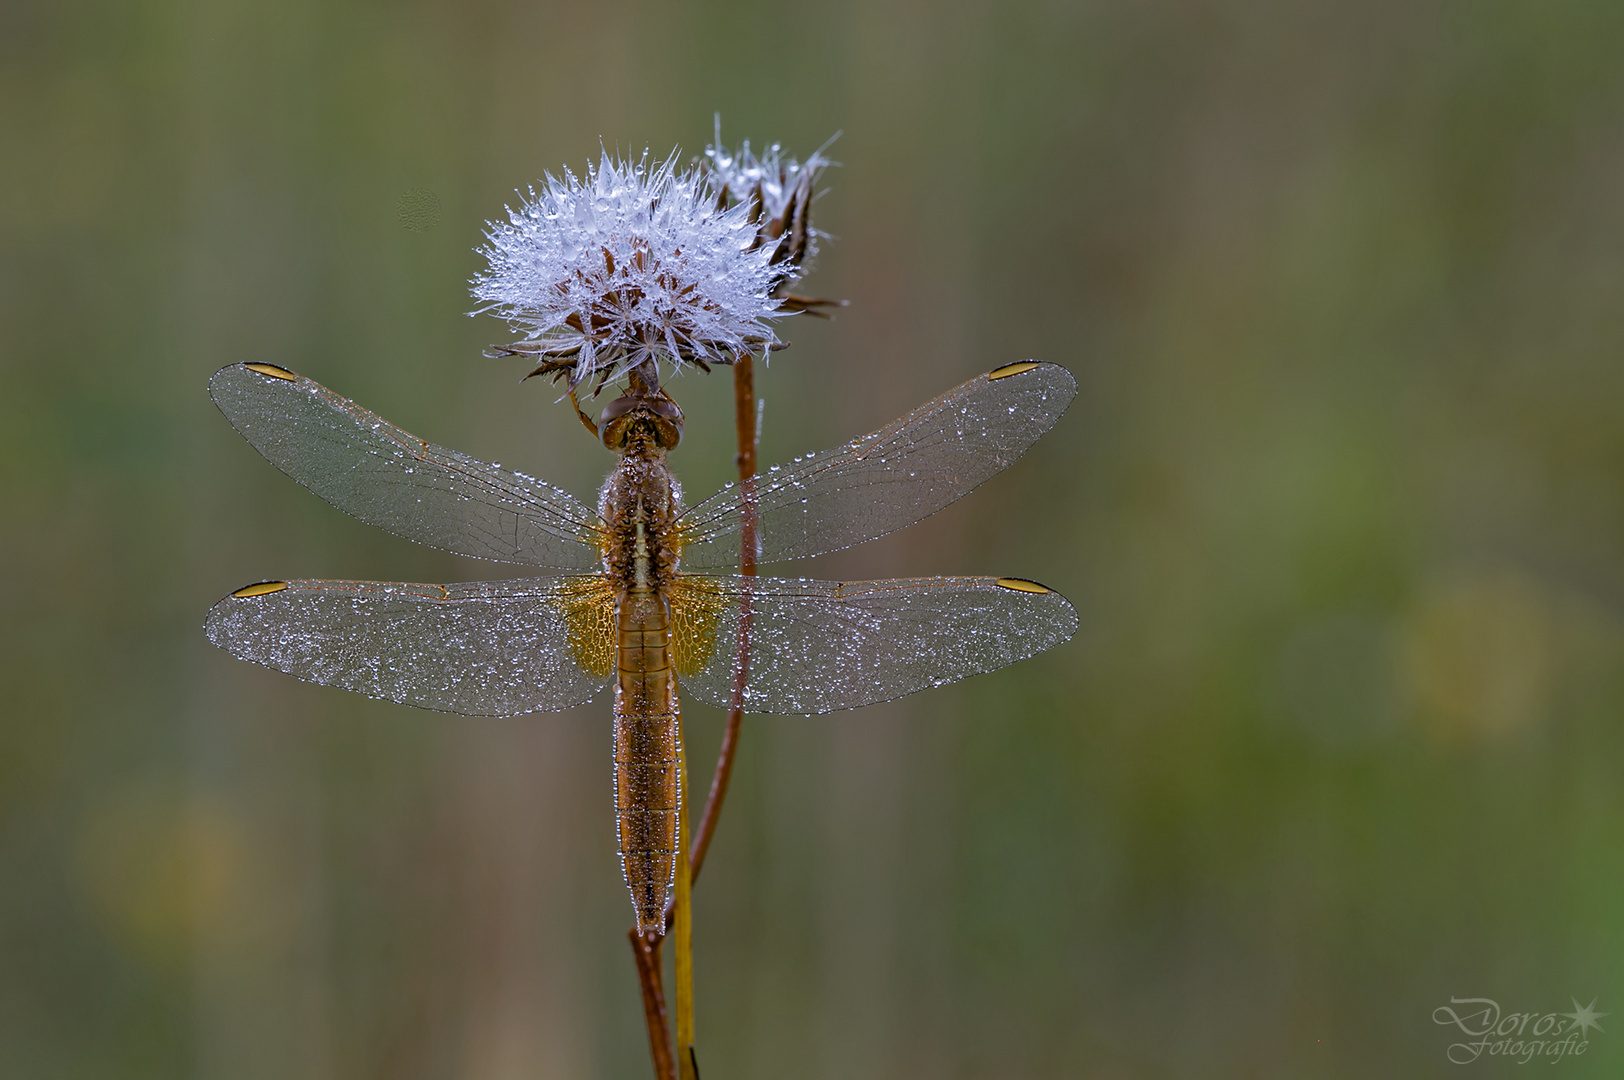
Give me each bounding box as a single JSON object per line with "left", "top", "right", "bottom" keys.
{"left": 472, "top": 151, "right": 786, "bottom": 387}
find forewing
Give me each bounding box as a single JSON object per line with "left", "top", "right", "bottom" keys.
{"left": 677, "top": 362, "right": 1076, "bottom": 569}
{"left": 205, "top": 576, "right": 616, "bottom": 716}
{"left": 675, "top": 575, "right": 1077, "bottom": 715}
{"left": 211, "top": 363, "right": 605, "bottom": 569}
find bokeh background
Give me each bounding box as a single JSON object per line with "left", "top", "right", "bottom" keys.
{"left": 5, "top": 0, "right": 1624, "bottom": 1077}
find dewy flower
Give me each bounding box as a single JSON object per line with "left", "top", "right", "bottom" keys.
{"left": 472, "top": 151, "right": 787, "bottom": 389}
{"left": 702, "top": 127, "right": 839, "bottom": 311}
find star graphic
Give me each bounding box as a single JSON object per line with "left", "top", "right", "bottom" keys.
{"left": 1563, "top": 998, "right": 1608, "bottom": 1036}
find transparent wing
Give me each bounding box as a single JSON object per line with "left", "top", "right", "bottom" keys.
{"left": 204, "top": 576, "right": 616, "bottom": 716}
{"left": 677, "top": 362, "right": 1076, "bottom": 569}
{"left": 673, "top": 575, "right": 1078, "bottom": 715}
{"left": 211, "top": 363, "right": 605, "bottom": 569}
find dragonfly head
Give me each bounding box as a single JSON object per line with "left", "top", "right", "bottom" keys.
{"left": 598, "top": 385, "right": 684, "bottom": 453}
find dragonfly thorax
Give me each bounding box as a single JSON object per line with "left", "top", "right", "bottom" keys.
{"left": 599, "top": 454, "right": 684, "bottom": 594}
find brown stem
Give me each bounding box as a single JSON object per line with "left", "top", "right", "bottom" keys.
{"left": 632, "top": 355, "right": 760, "bottom": 1079}
{"left": 689, "top": 353, "right": 757, "bottom": 880}
{"left": 630, "top": 930, "right": 675, "bottom": 1080}
{"left": 690, "top": 699, "right": 743, "bottom": 882}
{"left": 731, "top": 351, "right": 758, "bottom": 480}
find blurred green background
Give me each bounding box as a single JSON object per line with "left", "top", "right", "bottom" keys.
{"left": 5, "top": 0, "right": 1624, "bottom": 1076}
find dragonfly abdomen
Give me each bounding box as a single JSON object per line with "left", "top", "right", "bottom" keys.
{"left": 614, "top": 587, "right": 680, "bottom": 936}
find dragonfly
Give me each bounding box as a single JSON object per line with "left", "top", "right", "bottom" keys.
{"left": 205, "top": 359, "right": 1078, "bottom": 933}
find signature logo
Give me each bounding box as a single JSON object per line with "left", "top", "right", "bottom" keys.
{"left": 1433, "top": 998, "right": 1606, "bottom": 1065}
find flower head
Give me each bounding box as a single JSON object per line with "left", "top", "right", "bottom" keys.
{"left": 473, "top": 151, "right": 786, "bottom": 389}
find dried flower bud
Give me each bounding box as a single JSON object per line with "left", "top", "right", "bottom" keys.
{"left": 702, "top": 124, "right": 844, "bottom": 316}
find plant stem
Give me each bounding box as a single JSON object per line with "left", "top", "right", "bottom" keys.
{"left": 629, "top": 930, "right": 674, "bottom": 1080}
{"left": 691, "top": 352, "right": 757, "bottom": 879}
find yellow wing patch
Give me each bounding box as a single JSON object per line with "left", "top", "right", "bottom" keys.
{"left": 550, "top": 577, "right": 617, "bottom": 678}
{"left": 668, "top": 576, "right": 726, "bottom": 677}
{"left": 988, "top": 361, "right": 1042, "bottom": 380}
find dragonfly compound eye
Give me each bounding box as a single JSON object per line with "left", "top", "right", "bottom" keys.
{"left": 651, "top": 414, "right": 682, "bottom": 450}
{"left": 597, "top": 394, "right": 638, "bottom": 449}
{"left": 648, "top": 391, "right": 683, "bottom": 450}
